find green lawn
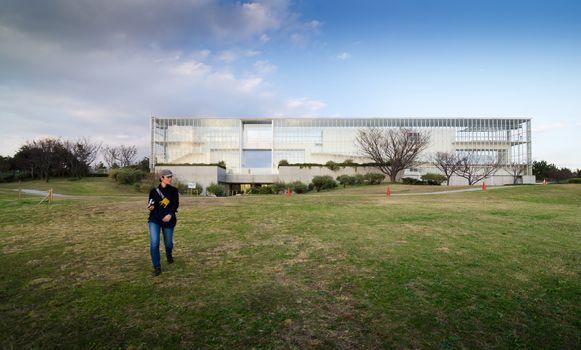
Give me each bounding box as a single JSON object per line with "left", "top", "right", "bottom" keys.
{"left": 0, "top": 180, "right": 579, "bottom": 349}
{"left": 0, "top": 177, "right": 141, "bottom": 196}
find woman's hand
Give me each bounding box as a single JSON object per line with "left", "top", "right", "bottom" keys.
{"left": 147, "top": 204, "right": 154, "bottom": 211}
{"left": 162, "top": 214, "right": 172, "bottom": 222}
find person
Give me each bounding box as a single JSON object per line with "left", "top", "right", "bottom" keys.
{"left": 147, "top": 169, "right": 179, "bottom": 276}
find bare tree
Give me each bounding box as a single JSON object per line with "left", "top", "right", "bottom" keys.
{"left": 118, "top": 145, "right": 137, "bottom": 167}
{"left": 454, "top": 151, "right": 501, "bottom": 185}
{"left": 102, "top": 145, "right": 120, "bottom": 168}
{"left": 103, "top": 144, "right": 137, "bottom": 168}
{"left": 431, "top": 152, "right": 463, "bottom": 186}
{"left": 507, "top": 162, "right": 527, "bottom": 184}
{"left": 355, "top": 127, "right": 430, "bottom": 182}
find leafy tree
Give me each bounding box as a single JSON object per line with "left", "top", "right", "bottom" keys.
{"left": 13, "top": 138, "right": 70, "bottom": 182}
{"left": 533, "top": 160, "right": 574, "bottom": 181}
{"left": 137, "top": 157, "right": 150, "bottom": 172}
{"left": 532, "top": 160, "right": 556, "bottom": 180}
{"left": 64, "top": 138, "right": 101, "bottom": 178}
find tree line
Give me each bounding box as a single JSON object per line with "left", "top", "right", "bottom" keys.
{"left": 0, "top": 138, "right": 146, "bottom": 182}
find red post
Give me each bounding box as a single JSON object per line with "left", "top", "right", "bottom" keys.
{"left": 482, "top": 182, "right": 486, "bottom": 191}
{"left": 386, "top": 186, "right": 391, "bottom": 197}
{"left": 543, "top": 178, "right": 547, "bottom": 185}
{"left": 287, "top": 187, "right": 292, "bottom": 197}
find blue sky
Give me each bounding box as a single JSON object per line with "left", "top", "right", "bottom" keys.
{"left": 0, "top": 0, "right": 579, "bottom": 168}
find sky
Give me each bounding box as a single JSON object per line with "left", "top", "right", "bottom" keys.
{"left": 0, "top": 0, "right": 580, "bottom": 168}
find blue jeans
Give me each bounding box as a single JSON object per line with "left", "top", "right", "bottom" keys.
{"left": 148, "top": 221, "right": 174, "bottom": 269}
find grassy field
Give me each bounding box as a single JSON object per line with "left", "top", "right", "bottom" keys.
{"left": 0, "top": 177, "right": 143, "bottom": 196}
{"left": 0, "top": 179, "right": 579, "bottom": 349}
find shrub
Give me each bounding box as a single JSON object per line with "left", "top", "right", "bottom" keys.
{"left": 336, "top": 175, "right": 355, "bottom": 187}
{"left": 111, "top": 168, "right": 147, "bottom": 185}
{"left": 108, "top": 168, "right": 120, "bottom": 181}
{"left": 217, "top": 160, "right": 226, "bottom": 168}
{"left": 271, "top": 182, "right": 288, "bottom": 194}
{"left": 353, "top": 174, "right": 365, "bottom": 185}
{"left": 206, "top": 183, "right": 225, "bottom": 196}
{"left": 278, "top": 159, "right": 289, "bottom": 166}
{"left": 172, "top": 180, "right": 189, "bottom": 194}
{"left": 421, "top": 173, "right": 446, "bottom": 185}
{"left": 364, "top": 173, "right": 385, "bottom": 185}
{"left": 568, "top": 178, "right": 581, "bottom": 184}
{"left": 290, "top": 181, "right": 309, "bottom": 193}
{"left": 190, "top": 183, "right": 204, "bottom": 195}
{"left": 311, "top": 175, "right": 337, "bottom": 192}
{"left": 258, "top": 185, "right": 275, "bottom": 194}
{"left": 307, "top": 183, "right": 315, "bottom": 192}
{"left": 133, "top": 173, "right": 156, "bottom": 193}
{"left": 402, "top": 177, "right": 423, "bottom": 185}
{"left": 325, "top": 161, "right": 340, "bottom": 171}
{"left": 342, "top": 159, "right": 355, "bottom": 166}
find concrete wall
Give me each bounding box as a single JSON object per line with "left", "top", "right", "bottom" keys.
{"left": 279, "top": 165, "right": 535, "bottom": 186}
{"left": 154, "top": 165, "right": 225, "bottom": 195}
{"left": 278, "top": 166, "right": 385, "bottom": 184}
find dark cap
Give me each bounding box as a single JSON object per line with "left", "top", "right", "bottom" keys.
{"left": 159, "top": 169, "right": 173, "bottom": 177}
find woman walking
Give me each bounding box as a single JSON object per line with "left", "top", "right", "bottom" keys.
{"left": 147, "top": 169, "right": 179, "bottom": 276}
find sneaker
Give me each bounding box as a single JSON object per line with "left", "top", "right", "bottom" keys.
{"left": 152, "top": 267, "right": 162, "bottom": 276}
{"left": 167, "top": 256, "right": 174, "bottom": 264}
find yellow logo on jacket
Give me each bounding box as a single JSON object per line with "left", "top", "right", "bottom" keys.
{"left": 160, "top": 198, "right": 170, "bottom": 208}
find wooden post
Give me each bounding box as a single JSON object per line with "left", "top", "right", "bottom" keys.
{"left": 49, "top": 188, "right": 53, "bottom": 204}
{"left": 18, "top": 180, "right": 21, "bottom": 200}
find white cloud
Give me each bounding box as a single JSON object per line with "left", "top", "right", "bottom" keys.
{"left": 217, "top": 49, "right": 260, "bottom": 62}
{"left": 260, "top": 34, "right": 271, "bottom": 43}
{"left": 254, "top": 60, "right": 277, "bottom": 75}
{"left": 337, "top": 52, "right": 351, "bottom": 60}
{"left": 169, "top": 60, "right": 211, "bottom": 77}
{"left": 307, "top": 20, "right": 322, "bottom": 30}
{"left": 285, "top": 97, "right": 327, "bottom": 115}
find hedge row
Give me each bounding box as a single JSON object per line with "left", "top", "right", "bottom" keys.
{"left": 402, "top": 173, "right": 446, "bottom": 185}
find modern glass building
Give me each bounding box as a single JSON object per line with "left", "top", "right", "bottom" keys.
{"left": 150, "top": 117, "right": 533, "bottom": 189}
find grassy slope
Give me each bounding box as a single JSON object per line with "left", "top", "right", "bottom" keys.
{"left": 0, "top": 183, "right": 579, "bottom": 349}
{"left": 0, "top": 177, "right": 141, "bottom": 196}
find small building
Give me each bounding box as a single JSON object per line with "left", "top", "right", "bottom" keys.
{"left": 150, "top": 117, "right": 534, "bottom": 194}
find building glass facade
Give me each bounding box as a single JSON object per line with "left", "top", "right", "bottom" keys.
{"left": 150, "top": 117, "right": 532, "bottom": 176}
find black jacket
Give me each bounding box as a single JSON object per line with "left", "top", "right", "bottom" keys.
{"left": 148, "top": 184, "right": 179, "bottom": 228}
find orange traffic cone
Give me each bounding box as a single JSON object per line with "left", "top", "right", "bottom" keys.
{"left": 287, "top": 187, "right": 292, "bottom": 197}
{"left": 482, "top": 182, "right": 486, "bottom": 191}
{"left": 386, "top": 186, "right": 391, "bottom": 197}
